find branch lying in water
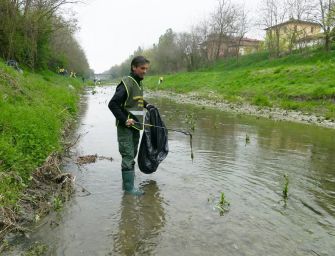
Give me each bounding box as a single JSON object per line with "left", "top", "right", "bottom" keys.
{"left": 135, "top": 122, "right": 194, "bottom": 161}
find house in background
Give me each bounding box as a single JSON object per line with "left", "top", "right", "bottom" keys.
{"left": 201, "top": 35, "right": 263, "bottom": 61}
{"left": 228, "top": 38, "right": 264, "bottom": 56}
{"left": 200, "top": 19, "right": 323, "bottom": 61}
{"left": 265, "top": 19, "right": 324, "bottom": 50}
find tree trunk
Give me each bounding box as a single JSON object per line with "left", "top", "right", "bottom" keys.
{"left": 325, "top": 34, "right": 331, "bottom": 51}
{"left": 275, "top": 28, "right": 280, "bottom": 57}
{"left": 216, "top": 34, "right": 223, "bottom": 60}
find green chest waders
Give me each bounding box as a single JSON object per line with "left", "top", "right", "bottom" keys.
{"left": 116, "top": 76, "right": 145, "bottom": 195}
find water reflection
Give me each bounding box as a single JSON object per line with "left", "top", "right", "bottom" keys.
{"left": 112, "top": 180, "right": 165, "bottom": 256}
{"left": 150, "top": 97, "right": 335, "bottom": 255}
{"left": 159, "top": 98, "right": 335, "bottom": 217}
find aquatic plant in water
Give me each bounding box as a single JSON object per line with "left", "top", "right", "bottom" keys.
{"left": 245, "top": 134, "right": 250, "bottom": 144}
{"left": 215, "top": 192, "right": 230, "bottom": 216}
{"left": 190, "top": 133, "right": 194, "bottom": 161}
{"left": 185, "top": 113, "right": 196, "bottom": 131}
{"left": 182, "top": 112, "right": 195, "bottom": 161}
{"left": 283, "top": 174, "right": 289, "bottom": 199}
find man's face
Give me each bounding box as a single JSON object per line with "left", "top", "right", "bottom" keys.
{"left": 132, "top": 63, "right": 149, "bottom": 79}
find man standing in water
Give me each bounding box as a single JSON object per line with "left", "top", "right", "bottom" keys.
{"left": 108, "top": 56, "right": 154, "bottom": 195}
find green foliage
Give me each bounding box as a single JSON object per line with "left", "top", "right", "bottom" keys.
{"left": 53, "top": 196, "right": 63, "bottom": 211}
{"left": 0, "top": 60, "right": 84, "bottom": 207}
{"left": 280, "top": 100, "right": 300, "bottom": 110}
{"left": 215, "top": 192, "right": 230, "bottom": 216}
{"left": 252, "top": 95, "right": 272, "bottom": 107}
{"left": 106, "top": 28, "right": 208, "bottom": 78}
{"left": 0, "top": 1, "right": 90, "bottom": 75}
{"left": 49, "top": 17, "right": 91, "bottom": 77}
{"left": 0, "top": 239, "right": 10, "bottom": 251}
{"left": 144, "top": 48, "right": 335, "bottom": 117}
{"left": 23, "top": 242, "right": 48, "bottom": 256}
{"left": 0, "top": 173, "right": 24, "bottom": 206}
{"left": 325, "top": 105, "right": 335, "bottom": 121}
{"left": 154, "top": 28, "right": 180, "bottom": 73}
{"left": 106, "top": 47, "right": 143, "bottom": 79}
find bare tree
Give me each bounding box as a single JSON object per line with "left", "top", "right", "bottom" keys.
{"left": 176, "top": 32, "right": 192, "bottom": 71}
{"left": 178, "top": 21, "right": 214, "bottom": 71}
{"left": 284, "top": 0, "right": 317, "bottom": 52}
{"left": 311, "top": 0, "right": 335, "bottom": 51}
{"left": 194, "top": 19, "right": 211, "bottom": 63}
{"left": 210, "top": 0, "right": 239, "bottom": 60}
{"left": 287, "top": 0, "right": 315, "bottom": 20}
{"left": 234, "top": 8, "right": 249, "bottom": 62}
{"left": 24, "top": 0, "right": 82, "bottom": 69}
{"left": 259, "top": 0, "right": 288, "bottom": 57}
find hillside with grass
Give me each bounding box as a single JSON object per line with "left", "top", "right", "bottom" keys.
{"left": 145, "top": 49, "right": 335, "bottom": 120}
{"left": 0, "top": 60, "right": 85, "bottom": 208}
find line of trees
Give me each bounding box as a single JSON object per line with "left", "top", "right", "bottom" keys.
{"left": 0, "top": 0, "right": 90, "bottom": 77}
{"left": 107, "top": 0, "right": 250, "bottom": 77}
{"left": 107, "top": 0, "right": 335, "bottom": 78}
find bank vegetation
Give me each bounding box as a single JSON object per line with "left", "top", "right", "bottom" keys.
{"left": 0, "top": 0, "right": 91, "bottom": 77}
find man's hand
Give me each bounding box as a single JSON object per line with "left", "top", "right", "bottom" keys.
{"left": 125, "top": 119, "right": 135, "bottom": 127}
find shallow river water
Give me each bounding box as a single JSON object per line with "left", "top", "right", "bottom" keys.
{"left": 9, "top": 85, "right": 335, "bottom": 255}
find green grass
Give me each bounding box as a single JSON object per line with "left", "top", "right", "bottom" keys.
{"left": 145, "top": 48, "right": 335, "bottom": 120}
{"left": 0, "top": 60, "right": 85, "bottom": 207}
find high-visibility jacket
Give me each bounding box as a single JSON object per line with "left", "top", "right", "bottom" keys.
{"left": 117, "top": 75, "right": 144, "bottom": 130}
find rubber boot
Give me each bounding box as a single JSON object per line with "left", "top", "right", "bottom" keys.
{"left": 122, "top": 170, "right": 144, "bottom": 196}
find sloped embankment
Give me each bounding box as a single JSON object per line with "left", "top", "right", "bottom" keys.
{"left": 0, "top": 62, "right": 84, "bottom": 246}
{"left": 145, "top": 49, "right": 335, "bottom": 123}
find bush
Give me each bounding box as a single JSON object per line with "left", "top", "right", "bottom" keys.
{"left": 252, "top": 95, "right": 272, "bottom": 107}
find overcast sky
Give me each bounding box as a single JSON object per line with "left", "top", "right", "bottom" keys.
{"left": 75, "top": 0, "right": 264, "bottom": 73}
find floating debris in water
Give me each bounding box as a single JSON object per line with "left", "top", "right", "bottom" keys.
{"left": 76, "top": 154, "right": 97, "bottom": 165}
{"left": 54, "top": 172, "right": 74, "bottom": 184}
{"left": 76, "top": 155, "right": 113, "bottom": 165}
{"left": 300, "top": 200, "right": 323, "bottom": 216}
{"left": 98, "top": 156, "right": 114, "bottom": 161}
{"left": 140, "top": 121, "right": 194, "bottom": 161}
{"left": 171, "top": 129, "right": 193, "bottom": 161}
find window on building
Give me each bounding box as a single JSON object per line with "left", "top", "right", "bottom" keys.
{"left": 311, "top": 27, "right": 314, "bottom": 33}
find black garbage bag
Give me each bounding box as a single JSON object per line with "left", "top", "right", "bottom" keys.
{"left": 138, "top": 107, "right": 169, "bottom": 174}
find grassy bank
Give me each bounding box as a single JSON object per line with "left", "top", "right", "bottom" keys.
{"left": 0, "top": 60, "right": 85, "bottom": 208}
{"left": 145, "top": 48, "right": 335, "bottom": 120}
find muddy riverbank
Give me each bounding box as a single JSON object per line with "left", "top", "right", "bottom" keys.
{"left": 146, "top": 90, "right": 335, "bottom": 129}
